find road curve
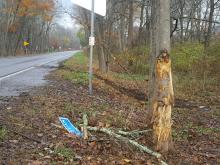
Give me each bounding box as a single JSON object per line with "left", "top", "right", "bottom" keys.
{"left": 0, "top": 51, "right": 78, "bottom": 96}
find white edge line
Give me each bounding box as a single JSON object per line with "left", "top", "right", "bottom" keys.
{"left": 0, "top": 54, "right": 73, "bottom": 81}
{"left": 0, "top": 66, "right": 35, "bottom": 81}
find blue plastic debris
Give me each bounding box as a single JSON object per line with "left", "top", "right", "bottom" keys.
{"left": 59, "top": 117, "right": 83, "bottom": 137}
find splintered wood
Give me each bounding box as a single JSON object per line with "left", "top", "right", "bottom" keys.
{"left": 151, "top": 49, "right": 174, "bottom": 153}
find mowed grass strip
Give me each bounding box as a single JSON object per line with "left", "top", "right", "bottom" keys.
{"left": 56, "top": 52, "right": 88, "bottom": 85}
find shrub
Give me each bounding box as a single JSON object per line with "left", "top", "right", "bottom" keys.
{"left": 171, "top": 42, "right": 204, "bottom": 74}
{"left": 113, "top": 46, "right": 150, "bottom": 75}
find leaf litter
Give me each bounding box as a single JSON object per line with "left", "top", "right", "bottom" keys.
{"left": 0, "top": 55, "right": 219, "bottom": 164}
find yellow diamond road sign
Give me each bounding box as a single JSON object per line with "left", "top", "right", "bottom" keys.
{"left": 24, "top": 41, "right": 29, "bottom": 46}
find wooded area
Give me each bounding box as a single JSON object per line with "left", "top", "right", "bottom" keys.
{"left": 74, "top": 0, "right": 220, "bottom": 153}
{"left": 74, "top": 0, "right": 220, "bottom": 72}
{"left": 0, "top": 0, "right": 79, "bottom": 56}
{"left": 0, "top": 0, "right": 220, "bottom": 164}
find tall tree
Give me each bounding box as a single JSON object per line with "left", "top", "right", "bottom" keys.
{"left": 204, "top": 0, "right": 215, "bottom": 49}
{"left": 149, "top": 0, "right": 174, "bottom": 152}
{"left": 127, "top": 0, "right": 134, "bottom": 47}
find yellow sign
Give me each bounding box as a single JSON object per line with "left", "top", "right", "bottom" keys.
{"left": 23, "top": 41, "right": 29, "bottom": 46}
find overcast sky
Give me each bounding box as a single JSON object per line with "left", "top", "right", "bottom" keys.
{"left": 56, "top": 0, "right": 106, "bottom": 29}
{"left": 56, "top": 0, "right": 75, "bottom": 28}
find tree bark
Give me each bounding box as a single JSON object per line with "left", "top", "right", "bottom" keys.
{"left": 204, "top": 0, "right": 215, "bottom": 49}
{"left": 96, "top": 16, "right": 107, "bottom": 72}
{"left": 127, "top": 0, "right": 134, "bottom": 47}
{"left": 149, "top": 0, "right": 174, "bottom": 153}
{"left": 179, "top": 0, "right": 185, "bottom": 42}
{"left": 138, "top": 0, "right": 146, "bottom": 45}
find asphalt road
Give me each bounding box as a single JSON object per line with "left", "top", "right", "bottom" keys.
{"left": 0, "top": 51, "right": 77, "bottom": 96}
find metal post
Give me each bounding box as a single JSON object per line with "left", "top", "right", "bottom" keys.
{"left": 89, "top": 0, "right": 95, "bottom": 95}
{"left": 25, "top": 47, "right": 28, "bottom": 55}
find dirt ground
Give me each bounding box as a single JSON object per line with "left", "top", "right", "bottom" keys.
{"left": 0, "top": 60, "right": 219, "bottom": 165}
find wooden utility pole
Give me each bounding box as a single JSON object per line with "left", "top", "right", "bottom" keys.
{"left": 149, "top": 0, "right": 174, "bottom": 153}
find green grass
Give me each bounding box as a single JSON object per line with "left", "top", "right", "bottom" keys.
{"left": 64, "top": 71, "right": 88, "bottom": 85}
{"left": 112, "top": 72, "right": 147, "bottom": 81}
{"left": 213, "top": 108, "right": 220, "bottom": 117}
{"left": 194, "top": 126, "right": 220, "bottom": 135}
{"left": 64, "top": 52, "right": 87, "bottom": 68}
{"left": 173, "top": 122, "right": 220, "bottom": 141}
{"left": 57, "top": 52, "right": 88, "bottom": 85}
{"left": 54, "top": 146, "right": 75, "bottom": 159}
{"left": 0, "top": 127, "right": 7, "bottom": 141}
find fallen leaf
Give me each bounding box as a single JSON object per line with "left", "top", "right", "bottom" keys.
{"left": 98, "top": 122, "right": 105, "bottom": 127}
{"left": 123, "top": 158, "right": 131, "bottom": 163}
{"left": 28, "top": 160, "right": 44, "bottom": 165}
{"left": 37, "top": 133, "right": 43, "bottom": 137}
{"left": 44, "top": 155, "right": 51, "bottom": 159}
{"left": 9, "top": 140, "right": 19, "bottom": 144}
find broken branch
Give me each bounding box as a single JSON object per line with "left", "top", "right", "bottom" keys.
{"left": 83, "top": 113, "right": 88, "bottom": 140}
{"left": 86, "top": 126, "right": 167, "bottom": 165}
{"left": 117, "top": 129, "right": 151, "bottom": 137}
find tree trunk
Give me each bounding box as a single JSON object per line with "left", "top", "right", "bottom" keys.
{"left": 127, "top": 0, "right": 134, "bottom": 47}
{"left": 179, "top": 0, "right": 185, "bottom": 42}
{"left": 204, "top": 0, "right": 215, "bottom": 49}
{"left": 96, "top": 17, "right": 107, "bottom": 72}
{"left": 149, "top": 0, "right": 174, "bottom": 153}
{"left": 138, "top": 0, "right": 145, "bottom": 45}
{"left": 119, "top": 18, "right": 125, "bottom": 52}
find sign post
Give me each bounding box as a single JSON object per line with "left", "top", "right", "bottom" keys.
{"left": 71, "top": 0, "right": 106, "bottom": 95}
{"left": 23, "top": 41, "right": 29, "bottom": 55}
{"left": 89, "top": 0, "right": 95, "bottom": 95}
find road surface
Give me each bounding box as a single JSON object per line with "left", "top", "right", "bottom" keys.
{"left": 0, "top": 51, "right": 77, "bottom": 96}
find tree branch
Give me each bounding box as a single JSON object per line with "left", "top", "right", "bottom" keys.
{"left": 175, "top": 16, "right": 220, "bottom": 24}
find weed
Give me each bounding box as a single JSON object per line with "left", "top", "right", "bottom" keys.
{"left": 54, "top": 147, "right": 75, "bottom": 160}
{"left": 112, "top": 72, "right": 147, "bottom": 81}
{"left": 57, "top": 69, "right": 88, "bottom": 85}
{"left": 0, "top": 127, "right": 7, "bottom": 141}
{"left": 193, "top": 126, "right": 220, "bottom": 135}
{"left": 173, "top": 121, "right": 220, "bottom": 141}
{"left": 104, "top": 112, "right": 126, "bottom": 128}
{"left": 173, "top": 129, "right": 189, "bottom": 141}
{"left": 56, "top": 52, "right": 89, "bottom": 85}
{"left": 64, "top": 103, "right": 75, "bottom": 113}
{"left": 64, "top": 52, "right": 87, "bottom": 69}
{"left": 213, "top": 108, "right": 220, "bottom": 117}
{"left": 91, "top": 103, "right": 109, "bottom": 112}
{"left": 31, "top": 108, "right": 38, "bottom": 114}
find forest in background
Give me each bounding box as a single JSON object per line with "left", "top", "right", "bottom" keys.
{"left": 73, "top": 0, "right": 220, "bottom": 94}
{"left": 0, "top": 0, "right": 219, "bottom": 163}
{"left": 0, "top": 0, "right": 80, "bottom": 56}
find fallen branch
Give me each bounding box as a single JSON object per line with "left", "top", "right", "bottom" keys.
{"left": 117, "top": 129, "right": 151, "bottom": 137}
{"left": 52, "top": 122, "right": 167, "bottom": 164}
{"left": 51, "top": 123, "right": 63, "bottom": 129}
{"left": 86, "top": 126, "right": 167, "bottom": 165}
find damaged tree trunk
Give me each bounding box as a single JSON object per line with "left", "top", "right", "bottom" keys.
{"left": 151, "top": 50, "right": 174, "bottom": 152}
{"left": 149, "top": 0, "right": 174, "bottom": 153}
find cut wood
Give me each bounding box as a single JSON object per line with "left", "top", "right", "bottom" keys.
{"left": 83, "top": 113, "right": 88, "bottom": 140}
